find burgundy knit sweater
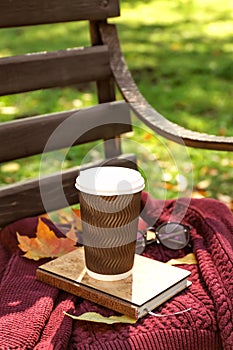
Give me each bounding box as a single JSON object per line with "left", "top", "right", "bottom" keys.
{"left": 0, "top": 193, "right": 232, "bottom": 349}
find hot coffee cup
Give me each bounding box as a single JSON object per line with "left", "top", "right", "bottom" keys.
{"left": 75, "top": 166, "right": 145, "bottom": 281}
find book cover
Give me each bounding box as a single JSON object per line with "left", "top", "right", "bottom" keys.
{"left": 36, "top": 247, "right": 191, "bottom": 319}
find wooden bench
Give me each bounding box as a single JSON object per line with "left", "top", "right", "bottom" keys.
{"left": 0, "top": 0, "right": 233, "bottom": 228}
{"left": 0, "top": 2, "right": 233, "bottom": 349}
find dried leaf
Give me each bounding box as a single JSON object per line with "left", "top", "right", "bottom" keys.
{"left": 166, "top": 253, "right": 197, "bottom": 266}
{"left": 65, "top": 225, "right": 77, "bottom": 241}
{"left": 164, "top": 182, "right": 176, "bottom": 190}
{"left": 56, "top": 209, "right": 73, "bottom": 224}
{"left": 72, "top": 208, "right": 82, "bottom": 231}
{"left": 196, "top": 179, "right": 211, "bottom": 190}
{"left": 192, "top": 190, "right": 206, "bottom": 198}
{"left": 1, "top": 162, "right": 20, "bottom": 173}
{"left": 143, "top": 132, "right": 152, "bottom": 140}
{"left": 63, "top": 311, "right": 137, "bottom": 324}
{"left": 17, "top": 218, "right": 76, "bottom": 260}
{"left": 219, "top": 127, "right": 226, "bottom": 136}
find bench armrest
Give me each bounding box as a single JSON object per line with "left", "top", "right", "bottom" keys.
{"left": 100, "top": 22, "right": 233, "bottom": 151}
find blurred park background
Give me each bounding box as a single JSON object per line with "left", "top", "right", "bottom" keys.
{"left": 0, "top": 0, "right": 232, "bottom": 208}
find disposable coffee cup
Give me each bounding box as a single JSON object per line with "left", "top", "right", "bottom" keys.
{"left": 75, "top": 166, "right": 145, "bottom": 281}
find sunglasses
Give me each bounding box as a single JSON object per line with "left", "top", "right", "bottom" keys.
{"left": 136, "top": 222, "right": 190, "bottom": 255}
{"left": 57, "top": 222, "right": 190, "bottom": 254}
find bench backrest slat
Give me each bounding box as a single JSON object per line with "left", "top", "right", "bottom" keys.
{"left": 0, "top": 46, "right": 111, "bottom": 95}
{"left": 0, "top": 101, "right": 131, "bottom": 162}
{"left": 0, "top": 155, "right": 137, "bottom": 227}
{"left": 0, "top": 0, "right": 120, "bottom": 28}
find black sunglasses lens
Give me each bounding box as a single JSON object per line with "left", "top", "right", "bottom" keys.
{"left": 135, "top": 231, "right": 146, "bottom": 255}
{"left": 157, "top": 223, "right": 189, "bottom": 250}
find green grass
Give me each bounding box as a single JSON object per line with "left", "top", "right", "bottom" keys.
{"left": 116, "top": 0, "right": 233, "bottom": 203}
{"left": 0, "top": 0, "right": 232, "bottom": 205}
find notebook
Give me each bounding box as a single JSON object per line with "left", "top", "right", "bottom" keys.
{"left": 36, "top": 247, "right": 191, "bottom": 319}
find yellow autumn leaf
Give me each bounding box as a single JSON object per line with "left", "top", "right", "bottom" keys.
{"left": 17, "top": 218, "right": 77, "bottom": 260}
{"left": 63, "top": 311, "right": 137, "bottom": 324}
{"left": 166, "top": 253, "right": 197, "bottom": 266}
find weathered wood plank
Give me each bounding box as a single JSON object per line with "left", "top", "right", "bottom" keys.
{"left": 0, "top": 46, "right": 111, "bottom": 95}
{"left": 0, "top": 155, "right": 137, "bottom": 228}
{"left": 0, "top": 101, "right": 132, "bottom": 162}
{"left": 0, "top": 0, "right": 120, "bottom": 28}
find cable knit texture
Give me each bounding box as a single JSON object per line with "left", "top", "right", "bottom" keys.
{"left": 0, "top": 193, "right": 232, "bottom": 349}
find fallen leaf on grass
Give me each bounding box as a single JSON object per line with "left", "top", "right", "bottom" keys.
{"left": 1, "top": 162, "right": 20, "bottom": 173}
{"left": 64, "top": 311, "right": 137, "bottom": 324}
{"left": 17, "top": 218, "right": 77, "bottom": 260}
{"left": 196, "top": 179, "right": 211, "bottom": 190}
{"left": 143, "top": 132, "right": 152, "bottom": 140}
{"left": 191, "top": 190, "right": 206, "bottom": 198}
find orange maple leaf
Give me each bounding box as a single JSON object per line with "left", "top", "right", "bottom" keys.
{"left": 71, "top": 208, "right": 82, "bottom": 231}
{"left": 17, "top": 218, "right": 77, "bottom": 260}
